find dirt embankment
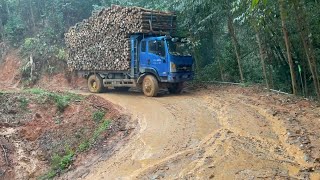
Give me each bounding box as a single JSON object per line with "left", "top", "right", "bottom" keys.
{"left": 0, "top": 50, "right": 86, "bottom": 91}
{"left": 0, "top": 91, "right": 133, "bottom": 180}
{"left": 0, "top": 51, "right": 21, "bottom": 90}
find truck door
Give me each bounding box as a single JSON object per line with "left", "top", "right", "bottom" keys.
{"left": 139, "top": 40, "right": 148, "bottom": 69}
{"left": 145, "top": 40, "right": 168, "bottom": 77}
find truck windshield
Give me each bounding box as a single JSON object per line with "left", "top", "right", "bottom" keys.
{"left": 167, "top": 40, "right": 192, "bottom": 56}
{"left": 148, "top": 40, "right": 166, "bottom": 57}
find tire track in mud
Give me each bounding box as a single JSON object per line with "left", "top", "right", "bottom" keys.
{"left": 199, "top": 92, "right": 319, "bottom": 179}
{"left": 82, "top": 93, "right": 220, "bottom": 180}
{"left": 136, "top": 93, "right": 307, "bottom": 179}
{"left": 79, "top": 88, "right": 320, "bottom": 180}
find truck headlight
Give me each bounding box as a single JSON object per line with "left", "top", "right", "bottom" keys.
{"left": 170, "top": 62, "right": 177, "bottom": 72}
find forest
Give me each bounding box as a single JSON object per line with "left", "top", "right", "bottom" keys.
{"left": 0, "top": 0, "right": 319, "bottom": 99}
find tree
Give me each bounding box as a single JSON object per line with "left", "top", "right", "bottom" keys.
{"left": 292, "top": 0, "right": 320, "bottom": 98}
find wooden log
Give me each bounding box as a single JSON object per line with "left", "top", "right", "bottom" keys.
{"left": 65, "top": 5, "right": 177, "bottom": 71}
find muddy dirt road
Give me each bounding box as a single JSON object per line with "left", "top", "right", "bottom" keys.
{"left": 74, "top": 86, "right": 320, "bottom": 180}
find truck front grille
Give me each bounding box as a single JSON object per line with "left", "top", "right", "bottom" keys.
{"left": 176, "top": 65, "right": 192, "bottom": 72}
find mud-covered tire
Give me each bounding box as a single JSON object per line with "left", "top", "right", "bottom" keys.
{"left": 88, "top": 74, "right": 104, "bottom": 93}
{"left": 142, "top": 75, "right": 159, "bottom": 97}
{"left": 168, "top": 83, "right": 184, "bottom": 94}
{"left": 115, "top": 87, "right": 130, "bottom": 92}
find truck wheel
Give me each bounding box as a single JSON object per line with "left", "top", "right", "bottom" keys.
{"left": 142, "top": 75, "right": 159, "bottom": 97}
{"left": 168, "top": 83, "right": 184, "bottom": 94}
{"left": 88, "top": 74, "right": 104, "bottom": 93}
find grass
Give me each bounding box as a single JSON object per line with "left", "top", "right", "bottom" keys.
{"left": 78, "top": 120, "right": 111, "bottom": 153}
{"left": 25, "top": 88, "right": 82, "bottom": 112}
{"left": 78, "top": 140, "right": 90, "bottom": 152}
{"left": 41, "top": 119, "right": 111, "bottom": 179}
{"left": 0, "top": 91, "right": 10, "bottom": 96}
{"left": 51, "top": 151, "right": 74, "bottom": 171}
{"left": 91, "top": 120, "right": 110, "bottom": 143}
{"left": 39, "top": 148, "right": 75, "bottom": 180}
{"left": 92, "top": 110, "right": 106, "bottom": 123}
{"left": 18, "top": 96, "right": 29, "bottom": 110}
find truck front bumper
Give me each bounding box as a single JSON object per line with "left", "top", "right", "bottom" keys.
{"left": 166, "top": 72, "right": 194, "bottom": 83}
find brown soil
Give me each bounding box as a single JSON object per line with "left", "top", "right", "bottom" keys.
{"left": 0, "top": 51, "right": 87, "bottom": 92}
{"left": 79, "top": 85, "right": 320, "bottom": 180}
{"left": 0, "top": 51, "right": 21, "bottom": 90}
{"left": 33, "top": 72, "right": 87, "bottom": 91}
{"left": 0, "top": 91, "right": 132, "bottom": 180}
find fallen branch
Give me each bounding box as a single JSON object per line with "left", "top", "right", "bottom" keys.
{"left": 202, "top": 80, "right": 244, "bottom": 86}
{"left": 265, "top": 88, "right": 292, "bottom": 95}
{"left": 1, "top": 144, "right": 9, "bottom": 165}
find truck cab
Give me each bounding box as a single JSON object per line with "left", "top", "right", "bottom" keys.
{"left": 132, "top": 35, "right": 194, "bottom": 96}
{"left": 86, "top": 35, "right": 194, "bottom": 97}
{"left": 138, "top": 36, "right": 193, "bottom": 82}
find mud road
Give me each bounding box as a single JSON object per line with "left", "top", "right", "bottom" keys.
{"left": 76, "top": 86, "right": 320, "bottom": 180}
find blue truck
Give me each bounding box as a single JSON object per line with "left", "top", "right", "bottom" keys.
{"left": 81, "top": 35, "right": 194, "bottom": 97}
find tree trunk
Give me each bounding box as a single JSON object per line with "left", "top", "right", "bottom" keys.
{"left": 5, "top": 2, "right": 10, "bottom": 15}
{"left": 212, "top": 32, "right": 224, "bottom": 81}
{"left": 293, "top": 0, "right": 320, "bottom": 99}
{"left": 228, "top": 15, "right": 244, "bottom": 83}
{"left": 29, "top": 0, "right": 36, "bottom": 32}
{"left": 269, "top": 64, "right": 274, "bottom": 89}
{"left": 0, "top": 18, "right": 3, "bottom": 41}
{"left": 278, "top": 0, "right": 298, "bottom": 95}
{"left": 256, "top": 31, "right": 269, "bottom": 89}
{"left": 303, "top": 63, "right": 308, "bottom": 97}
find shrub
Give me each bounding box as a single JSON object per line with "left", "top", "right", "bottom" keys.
{"left": 26, "top": 88, "right": 82, "bottom": 112}
{"left": 56, "top": 48, "right": 67, "bottom": 61}
{"left": 92, "top": 111, "right": 106, "bottom": 123}
{"left": 78, "top": 140, "right": 90, "bottom": 152}
{"left": 19, "top": 97, "right": 29, "bottom": 110}
{"left": 22, "top": 38, "right": 39, "bottom": 51}
{"left": 91, "top": 120, "right": 110, "bottom": 143}
{"left": 51, "top": 148, "right": 74, "bottom": 171}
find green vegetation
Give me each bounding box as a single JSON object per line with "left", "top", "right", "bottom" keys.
{"left": 40, "top": 148, "right": 75, "bottom": 180}
{"left": 41, "top": 119, "right": 111, "bottom": 179}
{"left": 91, "top": 120, "right": 110, "bottom": 143}
{"left": 78, "top": 120, "right": 111, "bottom": 153}
{"left": 51, "top": 151, "right": 75, "bottom": 171}
{"left": 78, "top": 140, "right": 90, "bottom": 152}
{"left": 18, "top": 96, "right": 29, "bottom": 110}
{"left": 26, "top": 88, "right": 82, "bottom": 112}
{"left": 56, "top": 48, "right": 67, "bottom": 61}
{"left": 92, "top": 110, "right": 106, "bottom": 123}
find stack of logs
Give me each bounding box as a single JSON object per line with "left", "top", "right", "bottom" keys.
{"left": 65, "top": 5, "right": 176, "bottom": 71}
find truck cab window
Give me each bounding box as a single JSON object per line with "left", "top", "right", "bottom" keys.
{"left": 141, "top": 41, "right": 146, "bottom": 52}
{"left": 148, "top": 40, "right": 165, "bottom": 57}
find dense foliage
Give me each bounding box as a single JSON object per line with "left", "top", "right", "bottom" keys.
{"left": 0, "top": 0, "right": 319, "bottom": 98}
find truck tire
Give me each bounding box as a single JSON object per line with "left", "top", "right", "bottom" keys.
{"left": 88, "top": 74, "right": 104, "bottom": 93}
{"left": 168, "top": 83, "right": 184, "bottom": 94}
{"left": 142, "top": 75, "right": 159, "bottom": 97}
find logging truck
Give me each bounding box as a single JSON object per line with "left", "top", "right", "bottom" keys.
{"left": 80, "top": 35, "right": 194, "bottom": 97}
{"left": 66, "top": 6, "right": 194, "bottom": 96}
